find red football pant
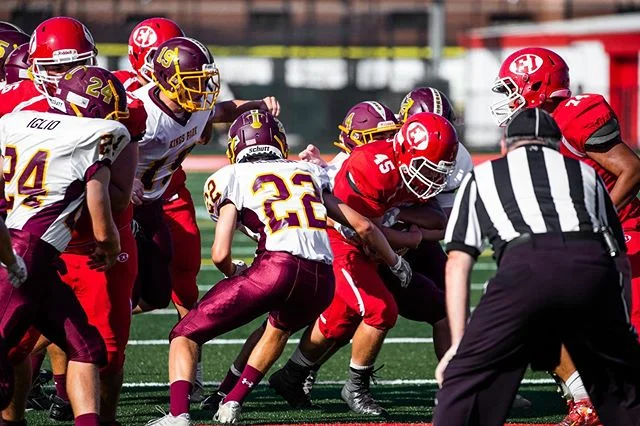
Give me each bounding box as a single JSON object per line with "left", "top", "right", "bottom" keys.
{"left": 318, "top": 233, "right": 398, "bottom": 342}
{"left": 57, "top": 226, "right": 138, "bottom": 374}
{"left": 625, "top": 229, "right": 640, "bottom": 339}
{"left": 163, "top": 183, "right": 201, "bottom": 309}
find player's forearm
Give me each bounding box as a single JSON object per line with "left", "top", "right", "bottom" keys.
{"left": 380, "top": 226, "right": 421, "bottom": 250}
{"left": 397, "top": 204, "right": 447, "bottom": 231}
{"left": 108, "top": 143, "right": 137, "bottom": 212}
{"left": 445, "top": 251, "right": 474, "bottom": 346}
{"left": 212, "top": 100, "right": 257, "bottom": 123}
{"left": 420, "top": 228, "right": 446, "bottom": 241}
{"left": 0, "top": 218, "right": 16, "bottom": 267}
{"left": 610, "top": 169, "right": 640, "bottom": 211}
{"left": 87, "top": 168, "right": 120, "bottom": 252}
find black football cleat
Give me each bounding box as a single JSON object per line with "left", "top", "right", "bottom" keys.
{"left": 269, "top": 366, "right": 318, "bottom": 409}
{"left": 49, "top": 394, "right": 73, "bottom": 421}
{"left": 340, "top": 384, "right": 388, "bottom": 417}
{"left": 199, "top": 391, "right": 225, "bottom": 413}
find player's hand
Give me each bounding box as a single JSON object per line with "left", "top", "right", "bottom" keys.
{"left": 382, "top": 207, "right": 401, "bottom": 228}
{"left": 2, "top": 252, "right": 27, "bottom": 288}
{"left": 87, "top": 245, "right": 119, "bottom": 272}
{"left": 299, "top": 144, "right": 327, "bottom": 167}
{"left": 435, "top": 343, "right": 459, "bottom": 388}
{"left": 260, "top": 96, "right": 280, "bottom": 117}
{"left": 225, "top": 260, "right": 248, "bottom": 278}
{"left": 389, "top": 254, "right": 412, "bottom": 288}
{"left": 131, "top": 178, "right": 144, "bottom": 206}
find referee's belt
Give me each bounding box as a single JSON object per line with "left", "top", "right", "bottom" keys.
{"left": 498, "top": 231, "right": 605, "bottom": 263}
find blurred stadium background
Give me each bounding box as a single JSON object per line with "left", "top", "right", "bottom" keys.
{"left": 3, "top": 0, "right": 640, "bottom": 154}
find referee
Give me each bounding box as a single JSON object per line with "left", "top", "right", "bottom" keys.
{"left": 432, "top": 108, "right": 640, "bottom": 426}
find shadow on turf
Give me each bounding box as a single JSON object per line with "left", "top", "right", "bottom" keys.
{"left": 117, "top": 384, "right": 564, "bottom": 425}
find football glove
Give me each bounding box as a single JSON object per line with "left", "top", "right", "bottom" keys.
{"left": 389, "top": 255, "right": 412, "bottom": 288}
{"left": 382, "top": 207, "right": 401, "bottom": 228}
{"left": 226, "top": 260, "right": 248, "bottom": 278}
{"left": 2, "top": 252, "right": 27, "bottom": 288}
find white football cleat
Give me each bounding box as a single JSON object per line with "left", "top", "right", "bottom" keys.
{"left": 146, "top": 412, "right": 190, "bottom": 425}
{"left": 214, "top": 401, "right": 242, "bottom": 424}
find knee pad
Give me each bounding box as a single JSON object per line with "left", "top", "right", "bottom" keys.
{"left": 363, "top": 296, "right": 398, "bottom": 331}
{"left": 99, "top": 351, "right": 125, "bottom": 377}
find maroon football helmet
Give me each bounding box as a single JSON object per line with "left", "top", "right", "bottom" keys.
{"left": 4, "top": 43, "right": 29, "bottom": 84}
{"left": 0, "top": 22, "right": 23, "bottom": 33}
{"left": 398, "top": 87, "right": 457, "bottom": 124}
{"left": 335, "top": 101, "right": 401, "bottom": 153}
{"left": 152, "top": 37, "right": 219, "bottom": 112}
{"left": 50, "top": 65, "right": 129, "bottom": 121}
{"left": 226, "top": 109, "right": 288, "bottom": 163}
{"left": 0, "top": 30, "right": 30, "bottom": 82}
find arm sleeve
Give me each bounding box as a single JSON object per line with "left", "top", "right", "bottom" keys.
{"left": 70, "top": 122, "right": 131, "bottom": 181}
{"left": 203, "top": 165, "right": 240, "bottom": 221}
{"left": 444, "top": 171, "right": 483, "bottom": 258}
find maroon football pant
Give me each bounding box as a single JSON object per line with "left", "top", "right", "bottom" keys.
{"left": 0, "top": 230, "right": 106, "bottom": 366}
{"left": 171, "top": 251, "right": 334, "bottom": 345}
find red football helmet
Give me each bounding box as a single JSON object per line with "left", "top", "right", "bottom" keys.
{"left": 128, "top": 17, "right": 184, "bottom": 83}
{"left": 4, "top": 43, "right": 30, "bottom": 84}
{"left": 227, "top": 109, "right": 288, "bottom": 163}
{"left": 50, "top": 65, "right": 129, "bottom": 121}
{"left": 29, "top": 17, "right": 97, "bottom": 92}
{"left": 0, "top": 30, "right": 30, "bottom": 82}
{"left": 393, "top": 112, "right": 458, "bottom": 200}
{"left": 335, "top": 101, "right": 401, "bottom": 153}
{"left": 490, "top": 47, "right": 571, "bottom": 126}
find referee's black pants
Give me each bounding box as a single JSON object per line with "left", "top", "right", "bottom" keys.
{"left": 433, "top": 234, "right": 640, "bottom": 426}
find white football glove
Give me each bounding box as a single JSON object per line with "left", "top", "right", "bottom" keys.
{"left": 226, "top": 260, "right": 248, "bottom": 278}
{"left": 389, "top": 254, "right": 412, "bottom": 288}
{"left": 2, "top": 252, "right": 27, "bottom": 288}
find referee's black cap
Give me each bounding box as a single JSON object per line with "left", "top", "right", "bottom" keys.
{"left": 505, "top": 108, "right": 562, "bottom": 141}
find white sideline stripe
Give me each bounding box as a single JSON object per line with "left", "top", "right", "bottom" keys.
{"left": 127, "top": 337, "right": 434, "bottom": 346}
{"left": 197, "top": 283, "right": 489, "bottom": 291}
{"left": 120, "top": 378, "right": 554, "bottom": 388}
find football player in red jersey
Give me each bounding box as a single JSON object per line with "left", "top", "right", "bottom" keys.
{"left": 491, "top": 46, "right": 640, "bottom": 426}
{"left": 0, "top": 64, "right": 132, "bottom": 426}
{"left": 269, "top": 113, "right": 458, "bottom": 417}
{"left": 0, "top": 18, "right": 147, "bottom": 425}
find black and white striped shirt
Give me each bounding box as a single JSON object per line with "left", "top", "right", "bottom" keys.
{"left": 444, "top": 143, "right": 625, "bottom": 258}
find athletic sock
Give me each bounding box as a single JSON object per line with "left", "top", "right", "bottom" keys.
{"left": 345, "top": 361, "right": 374, "bottom": 392}
{"left": 53, "top": 374, "right": 69, "bottom": 401}
{"left": 74, "top": 413, "right": 99, "bottom": 426}
{"left": 289, "top": 347, "right": 316, "bottom": 369}
{"left": 566, "top": 371, "right": 589, "bottom": 402}
{"left": 225, "top": 365, "right": 264, "bottom": 405}
{"left": 218, "top": 364, "right": 242, "bottom": 395}
{"left": 169, "top": 380, "right": 192, "bottom": 417}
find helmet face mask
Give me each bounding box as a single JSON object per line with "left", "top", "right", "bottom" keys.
{"left": 28, "top": 17, "right": 97, "bottom": 99}
{"left": 490, "top": 47, "right": 571, "bottom": 127}
{"left": 153, "top": 38, "right": 220, "bottom": 113}
{"left": 335, "top": 101, "right": 401, "bottom": 153}
{"left": 394, "top": 112, "right": 458, "bottom": 200}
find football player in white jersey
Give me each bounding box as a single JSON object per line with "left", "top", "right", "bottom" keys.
{"left": 146, "top": 110, "right": 410, "bottom": 425}
{"left": 0, "top": 65, "right": 130, "bottom": 426}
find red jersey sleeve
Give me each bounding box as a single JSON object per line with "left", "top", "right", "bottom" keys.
{"left": 121, "top": 97, "right": 147, "bottom": 142}
{"left": 553, "top": 94, "right": 619, "bottom": 154}
{"left": 113, "top": 70, "right": 143, "bottom": 92}
{"left": 332, "top": 145, "right": 395, "bottom": 218}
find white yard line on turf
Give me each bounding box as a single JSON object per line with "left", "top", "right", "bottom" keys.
{"left": 128, "top": 337, "right": 434, "bottom": 345}
{"left": 121, "top": 378, "right": 554, "bottom": 388}
{"left": 197, "top": 283, "right": 489, "bottom": 291}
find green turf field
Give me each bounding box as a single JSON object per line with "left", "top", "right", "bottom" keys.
{"left": 25, "top": 172, "right": 567, "bottom": 425}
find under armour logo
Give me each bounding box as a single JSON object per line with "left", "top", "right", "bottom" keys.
{"left": 241, "top": 378, "right": 254, "bottom": 388}
{"left": 509, "top": 54, "right": 543, "bottom": 75}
